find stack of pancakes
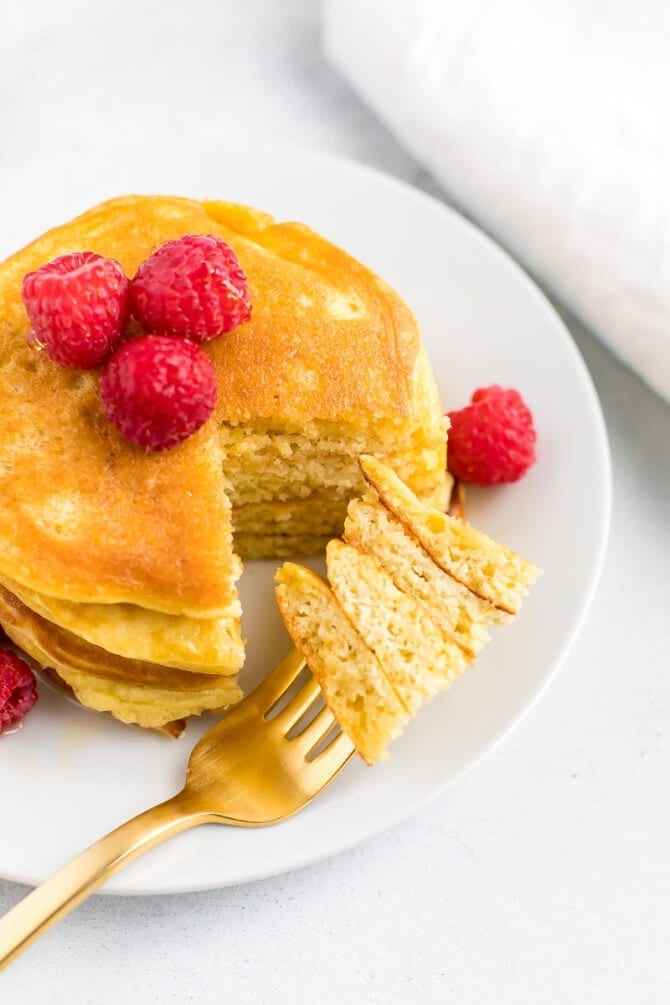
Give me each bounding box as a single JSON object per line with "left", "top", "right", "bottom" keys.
{"left": 276, "top": 457, "right": 539, "bottom": 763}
{"left": 0, "top": 196, "right": 449, "bottom": 733}
{"left": 0, "top": 581, "right": 244, "bottom": 737}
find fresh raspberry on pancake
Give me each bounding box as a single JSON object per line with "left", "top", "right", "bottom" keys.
{"left": 22, "top": 252, "right": 130, "bottom": 369}
{"left": 100, "top": 335, "right": 218, "bottom": 452}
{"left": 130, "top": 234, "right": 251, "bottom": 342}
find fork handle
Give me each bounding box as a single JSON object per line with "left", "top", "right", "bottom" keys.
{"left": 0, "top": 790, "right": 209, "bottom": 971}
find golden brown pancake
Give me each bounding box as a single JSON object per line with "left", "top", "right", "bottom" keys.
{"left": 0, "top": 196, "right": 449, "bottom": 730}
{"left": 42, "top": 669, "right": 187, "bottom": 738}
{"left": 274, "top": 562, "right": 407, "bottom": 765}
{"left": 358, "top": 455, "right": 539, "bottom": 615}
{"left": 0, "top": 195, "right": 446, "bottom": 614}
{"left": 0, "top": 585, "right": 242, "bottom": 729}
{"left": 0, "top": 575, "right": 243, "bottom": 673}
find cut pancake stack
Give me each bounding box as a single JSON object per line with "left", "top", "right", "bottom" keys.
{"left": 0, "top": 548, "right": 249, "bottom": 732}
{"left": 275, "top": 456, "right": 539, "bottom": 763}
{"left": 0, "top": 395, "right": 246, "bottom": 735}
{"left": 0, "top": 579, "right": 244, "bottom": 737}
{"left": 0, "top": 195, "right": 449, "bottom": 732}
{"left": 206, "top": 196, "right": 450, "bottom": 560}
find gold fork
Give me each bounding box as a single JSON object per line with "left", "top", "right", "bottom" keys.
{"left": 0, "top": 649, "right": 354, "bottom": 970}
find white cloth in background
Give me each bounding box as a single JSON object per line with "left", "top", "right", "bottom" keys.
{"left": 324, "top": 0, "right": 670, "bottom": 403}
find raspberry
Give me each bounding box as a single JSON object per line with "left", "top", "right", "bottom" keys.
{"left": 22, "top": 252, "right": 130, "bottom": 369}
{"left": 0, "top": 650, "right": 38, "bottom": 734}
{"left": 130, "top": 234, "right": 251, "bottom": 342}
{"left": 100, "top": 335, "right": 218, "bottom": 451}
{"left": 447, "top": 385, "right": 537, "bottom": 485}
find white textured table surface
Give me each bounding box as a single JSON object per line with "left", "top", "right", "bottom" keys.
{"left": 1, "top": 2, "right": 669, "bottom": 1002}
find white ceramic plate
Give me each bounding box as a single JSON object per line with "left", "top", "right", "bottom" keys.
{"left": 0, "top": 146, "right": 610, "bottom": 894}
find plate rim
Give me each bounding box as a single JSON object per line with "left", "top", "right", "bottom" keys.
{"left": 0, "top": 144, "right": 612, "bottom": 894}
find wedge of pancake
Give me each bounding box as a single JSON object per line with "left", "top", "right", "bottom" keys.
{"left": 343, "top": 495, "right": 501, "bottom": 655}
{"left": 276, "top": 458, "right": 539, "bottom": 762}
{"left": 0, "top": 196, "right": 448, "bottom": 730}
{"left": 326, "top": 540, "right": 471, "bottom": 716}
{"left": 358, "top": 455, "right": 537, "bottom": 616}
{"left": 274, "top": 563, "right": 407, "bottom": 765}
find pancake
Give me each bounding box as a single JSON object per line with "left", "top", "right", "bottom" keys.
{"left": 274, "top": 562, "right": 407, "bottom": 765}
{"left": 275, "top": 459, "right": 538, "bottom": 762}
{"left": 0, "top": 575, "right": 243, "bottom": 673}
{"left": 235, "top": 533, "right": 333, "bottom": 561}
{"left": 0, "top": 585, "right": 242, "bottom": 729}
{"left": 358, "top": 455, "right": 539, "bottom": 615}
{"left": 343, "top": 496, "right": 509, "bottom": 656}
{"left": 0, "top": 195, "right": 447, "bottom": 613}
{"left": 42, "top": 669, "right": 188, "bottom": 739}
{"left": 0, "top": 195, "right": 449, "bottom": 730}
{"left": 326, "top": 540, "right": 471, "bottom": 716}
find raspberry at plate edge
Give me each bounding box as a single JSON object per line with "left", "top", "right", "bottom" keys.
{"left": 447, "top": 385, "right": 537, "bottom": 485}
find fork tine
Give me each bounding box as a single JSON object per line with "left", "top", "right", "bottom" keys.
{"left": 271, "top": 677, "right": 322, "bottom": 734}
{"left": 249, "top": 648, "right": 307, "bottom": 711}
{"left": 302, "top": 729, "right": 356, "bottom": 778}
{"left": 286, "top": 705, "right": 337, "bottom": 757}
